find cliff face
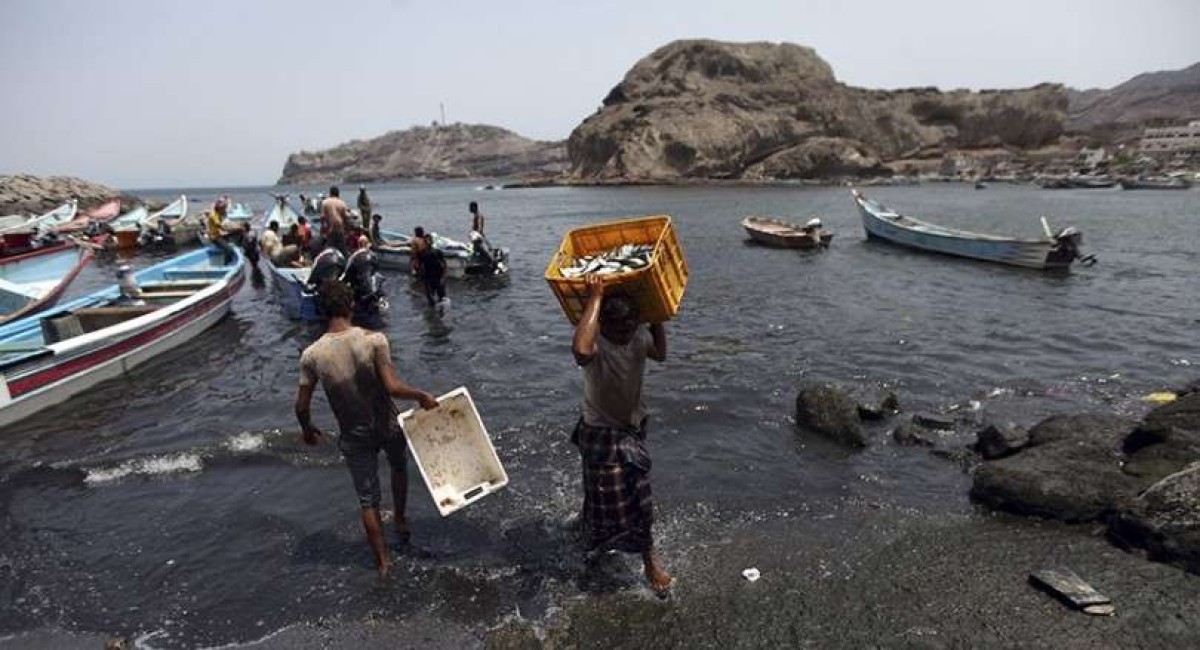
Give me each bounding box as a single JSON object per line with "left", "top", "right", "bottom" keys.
{"left": 567, "top": 40, "right": 1068, "bottom": 180}
{"left": 1067, "top": 62, "right": 1200, "bottom": 132}
{"left": 277, "top": 124, "right": 567, "bottom": 185}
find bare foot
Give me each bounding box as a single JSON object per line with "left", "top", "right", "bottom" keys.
{"left": 377, "top": 559, "right": 391, "bottom": 580}
{"left": 643, "top": 553, "right": 673, "bottom": 596}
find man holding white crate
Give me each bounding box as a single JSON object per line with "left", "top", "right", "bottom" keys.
{"left": 572, "top": 273, "right": 673, "bottom": 595}
{"left": 295, "top": 280, "right": 439, "bottom": 578}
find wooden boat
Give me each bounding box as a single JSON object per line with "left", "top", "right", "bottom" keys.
{"left": 0, "top": 243, "right": 93, "bottom": 325}
{"left": 54, "top": 199, "right": 121, "bottom": 235}
{"left": 225, "top": 202, "right": 255, "bottom": 226}
{"left": 263, "top": 257, "right": 319, "bottom": 321}
{"left": 1120, "top": 177, "right": 1192, "bottom": 190}
{"left": 0, "top": 245, "right": 245, "bottom": 427}
{"left": 373, "top": 229, "right": 508, "bottom": 277}
{"left": 143, "top": 195, "right": 200, "bottom": 246}
{"left": 741, "top": 216, "right": 832, "bottom": 249}
{"left": 851, "top": 189, "right": 1087, "bottom": 270}
{"left": 107, "top": 205, "right": 149, "bottom": 231}
{"left": 0, "top": 201, "right": 78, "bottom": 235}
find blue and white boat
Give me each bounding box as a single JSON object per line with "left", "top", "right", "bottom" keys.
{"left": 0, "top": 243, "right": 93, "bottom": 325}
{"left": 0, "top": 245, "right": 245, "bottom": 427}
{"left": 259, "top": 197, "right": 319, "bottom": 321}
{"left": 851, "top": 189, "right": 1088, "bottom": 270}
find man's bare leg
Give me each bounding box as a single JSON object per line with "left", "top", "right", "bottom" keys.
{"left": 642, "top": 548, "right": 673, "bottom": 594}
{"left": 361, "top": 507, "right": 390, "bottom": 578}
{"left": 391, "top": 470, "right": 410, "bottom": 543}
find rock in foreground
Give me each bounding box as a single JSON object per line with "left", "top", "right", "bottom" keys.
{"left": 1111, "top": 463, "right": 1200, "bottom": 575}
{"left": 795, "top": 382, "right": 867, "bottom": 447}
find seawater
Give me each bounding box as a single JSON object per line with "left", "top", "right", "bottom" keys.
{"left": 0, "top": 182, "right": 1197, "bottom": 647}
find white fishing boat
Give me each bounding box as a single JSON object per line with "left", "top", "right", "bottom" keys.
{"left": 0, "top": 243, "right": 93, "bottom": 325}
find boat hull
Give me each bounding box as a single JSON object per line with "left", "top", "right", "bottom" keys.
{"left": 0, "top": 244, "right": 93, "bottom": 325}
{"left": 853, "top": 191, "right": 1074, "bottom": 270}
{"left": 0, "top": 247, "right": 245, "bottom": 427}
{"left": 263, "top": 259, "right": 319, "bottom": 321}
{"left": 742, "top": 217, "right": 832, "bottom": 249}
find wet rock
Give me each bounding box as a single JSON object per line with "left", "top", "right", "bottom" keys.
{"left": 1122, "top": 392, "right": 1200, "bottom": 483}
{"left": 1110, "top": 463, "right": 1200, "bottom": 575}
{"left": 795, "top": 382, "right": 867, "bottom": 447}
{"left": 892, "top": 421, "right": 938, "bottom": 447}
{"left": 857, "top": 403, "right": 885, "bottom": 421}
{"left": 913, "top": 412, "right": 955, "bottom": 431}
{"left": 975, "top": 422, "right": 1029, "bottom": 460}
{"left": 880, "top": 392, "right": 901, "bottom": 413}
{"left": 485, "top": 618, "right": 543, "bottom": 650}
{"left": 970, "top": 413, "right": 1148, "bottom": 522}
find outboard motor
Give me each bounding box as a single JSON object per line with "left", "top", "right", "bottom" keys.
{"left": 341, "top": 246, "right": 387, "bottom": 315}
{"left": 1054, "top": 226, "right": 1096, "bottom": 266}
{"left": 307, "top": 247, "right": 346, "bottom": 291}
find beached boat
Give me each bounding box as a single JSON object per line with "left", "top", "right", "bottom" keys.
{"left": 0, "top": 243, "right": 93, "bottom": 325}
{"left": 1120, "top": 176, "right": 1192, "bottom": 190}
{"left": 225, "top": 202, "right": 255, "bottom": 225}
{"left": 373, "top": 229, "right": 508, "bottom": 278}
{"left": 54, "top": 199, "right": 121, "bottom": 235}
{"left": 0, "top": 245, "right": 245, "bottom": 427}
{"left": 851, "top": 189, "right": 1088, "bottom": 270}
{"left": 741, "top": 216, "right": 832, "bottom": 249}
{"left": 263, "top": 257, "right": 319, "bottom": 321}
{"left": 142, "top": 195, "right": 200, "bottom": 246}
{"left": 263, "top": 196, "right": 303, "bottom": 231}
{"left": 0, "top": 201, "right": 78, "bottom": 237}
{"left": 107, "top": 205, "right": 150, "bottom": 231}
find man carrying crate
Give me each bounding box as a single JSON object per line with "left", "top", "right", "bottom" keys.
{"left": 295, "top": 280, "right": 439, "bottom": 578}
{"left": 571, "top": 274, "right": 673, "bottom": 595}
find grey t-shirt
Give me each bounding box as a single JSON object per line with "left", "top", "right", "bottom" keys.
{"left": 299, "top": 327, "right": 400, "bottom": 439}
{"left": 581, "top": 326, "right": 653, "bottom": 428}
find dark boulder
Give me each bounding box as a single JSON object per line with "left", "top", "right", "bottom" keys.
{"left": 975, "top": 422, "right": 1029, "bottom": 460}
{"left": 795, "top": 382, "right": 867, "bottom": 447}
{"left": 892, "top": 420, "right": 939, "bottom": 447}
{"left": 1122, "top": 392, "right": 1200, "bottom": 483}
{"left": 1110, "top": 463, "right": 1200, "bottom": 575}
{"left": 970, "top": 414, "right": 1148, "bottom": 522}
{"left": 913, "top": 412, "right": 956, "bottom": 431}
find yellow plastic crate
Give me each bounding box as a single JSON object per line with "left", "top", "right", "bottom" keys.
{"left": 544, "top": 215, "right": 688, "bottom": 325}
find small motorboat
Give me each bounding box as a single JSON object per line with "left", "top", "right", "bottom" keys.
{"left": 852, "top": 189, "right": 1091, "bottom": 270}
{"left": 373, "top": 229, "right": 508, "bottom": 278}
{"left": 0, "top": 245, "right": 245, "bottom": 426}
{"left": 741, "top": 216, "right": 832, "bottom": 249}
{"left": 1119, "top": 176, "right": 1192, "bottom": 190}
{"left": 0, "top": 242, "right": 93, "bottom": 325}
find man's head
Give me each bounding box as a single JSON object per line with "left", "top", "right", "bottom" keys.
{"left": 414, "top": 226, "right": 425, "bottom": 238}
{"left": 298, "top": 216, "right": 308, "bottom": 225}
{"left": 317, "top": 279, "right": 353, "bottom": 319}
{"left": 329, "top": 186, "right": 340, "bottom": 198}
{"left": 599, "top": 292, "right": 640, "bottom": 344}
{"left": 469, "top": 201, "right": 478, "bottom": 214}
{"left": 268, "top": 221, "right": 279, "bottom": 232}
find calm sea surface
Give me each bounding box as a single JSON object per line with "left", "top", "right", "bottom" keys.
{"left": 1, "top": 182, "right": 1197, "bottom": 646}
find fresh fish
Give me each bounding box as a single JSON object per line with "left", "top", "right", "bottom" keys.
{"left": 560, "top": 243, "right": 655, "bottom": 279}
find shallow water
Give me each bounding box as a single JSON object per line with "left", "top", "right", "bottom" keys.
{"left": 1, "top": 182, "right": 1197, "bottom": 646}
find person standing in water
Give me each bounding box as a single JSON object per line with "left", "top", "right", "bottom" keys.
{"left": 321, "top": 186, "right": 349, "bottom": 254}
{"left": 571, "top": 274, "right": 672, "bottom": 594}
{"left": 357, "top": 186, "right": 372, "bottom": 229}
{"left": 411, "top": 226, "right": 446, "bottom": 307}
{"left": 469, "top": 201, "right": 484, "bottom": 235}
{"left": 295, "top": 280, "right": 439, "bottom": 578}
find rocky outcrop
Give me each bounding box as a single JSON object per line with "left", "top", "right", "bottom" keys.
{"left": 277, "top": 123, "right": 568, "bottom": 185}
{"left": 1067, "top": 62, "right": 1200, "bottom": 133}
{"left": 974, "top": 422, "right": 1029, "bottom": 460}
{"left": 0, "top": 175, "right": 133, "bottom": 215}
{"left": 1111, "top": 463, "right": 1200, "bottom": 575}
{"left": 795, "top": 382, "right": 867, "bottom": 447}
{"left": 567, "top": 40, "right": 1068, "bottom": 181}
{"left": 970, "top": 414, "right": 1146, "bottom": 522}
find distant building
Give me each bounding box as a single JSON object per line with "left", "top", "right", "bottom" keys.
{"left": 1139, "top": 120, "right": 1200, "bottom": 153}
{"left": 1078, "top": 147, "right": 1107, "bottom": 167}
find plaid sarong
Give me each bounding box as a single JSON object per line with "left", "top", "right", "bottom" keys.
{"left": 572, "top": 418, "right": 654, "bottom": 553}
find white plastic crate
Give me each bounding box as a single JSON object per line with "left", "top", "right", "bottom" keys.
{"left": 397, "top": 386, "right": 508, "bottom": 516}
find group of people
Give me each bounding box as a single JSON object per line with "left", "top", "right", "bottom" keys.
{"left": 295, "top": 272, "right": 673, "bottom": 593}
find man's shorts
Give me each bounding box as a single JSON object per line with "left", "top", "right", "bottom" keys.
{"left": 338, "top": 432, "right": 407, "bottom": 509}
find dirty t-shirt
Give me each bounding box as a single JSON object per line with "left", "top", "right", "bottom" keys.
{"left": 299, "top": 327, "right": 400, "bottom": 439}
{"left": 581, "top": 326, "right": 653, "bottom": 428}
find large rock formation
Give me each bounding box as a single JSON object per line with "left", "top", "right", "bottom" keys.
{"left": 0, "top": 174, "right": 132, "bottom": 215}
{"left": 1111, "top": 462, "right": 1200, "bottom": 575}
{"left": 1067, "top": 62, "right": 1200, "bottom": 133}
{"left": 567, "top": 40, "right": 1068, "bottom": 181}
{"left": 277, "top": 123, "right": 567, "bottom": 185}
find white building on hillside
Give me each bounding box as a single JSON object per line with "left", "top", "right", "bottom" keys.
{"left": 1139, "top": 120, "right": 1200, "bottom": 153}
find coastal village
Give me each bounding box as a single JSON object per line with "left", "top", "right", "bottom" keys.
{"left": 2, "top": 29, "right": 1200, "bottom": 650}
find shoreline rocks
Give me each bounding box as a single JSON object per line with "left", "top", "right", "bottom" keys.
{"left": 794, "top": 382, "right": 868, "bottom": 447}
{"left": 0, "top": 174, "right": 137, "bottom": 215}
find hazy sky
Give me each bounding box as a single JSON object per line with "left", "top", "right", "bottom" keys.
{"left": 2, "top": 0, "right": 1197, "bottom": 189}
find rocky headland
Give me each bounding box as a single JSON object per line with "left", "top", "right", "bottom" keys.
{"left": 566, "top": 40, "right": 1068, "bottom": 182}
{"left": 276, "top": 123, "right": 567, "bottom": 185}
{"left": 0, "top": 174, "right": 138, "bottom": 215}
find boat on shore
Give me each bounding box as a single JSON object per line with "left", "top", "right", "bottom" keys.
{"left": 851, "top": 188, "right": 1089, "bottom": 270}
{"left": 0, "top": 243, "right": 93, "bottom": 325}
{"left": 1120, "top": 176, "right": 1192, "bottom": 190}
{"left": 741, "top": 216, "right": 832, "bottom": 249}
{"left": 0, "top": 201, "right": 79, "bottom": 237}
{"left": 0, "top": 245, "right": 245, "bottom": 427}
{"left": 54, "top": 199, "right": 122, "bottom": 235}
{"left": 373, "top": 229, "right": 508, "bottom": 277}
